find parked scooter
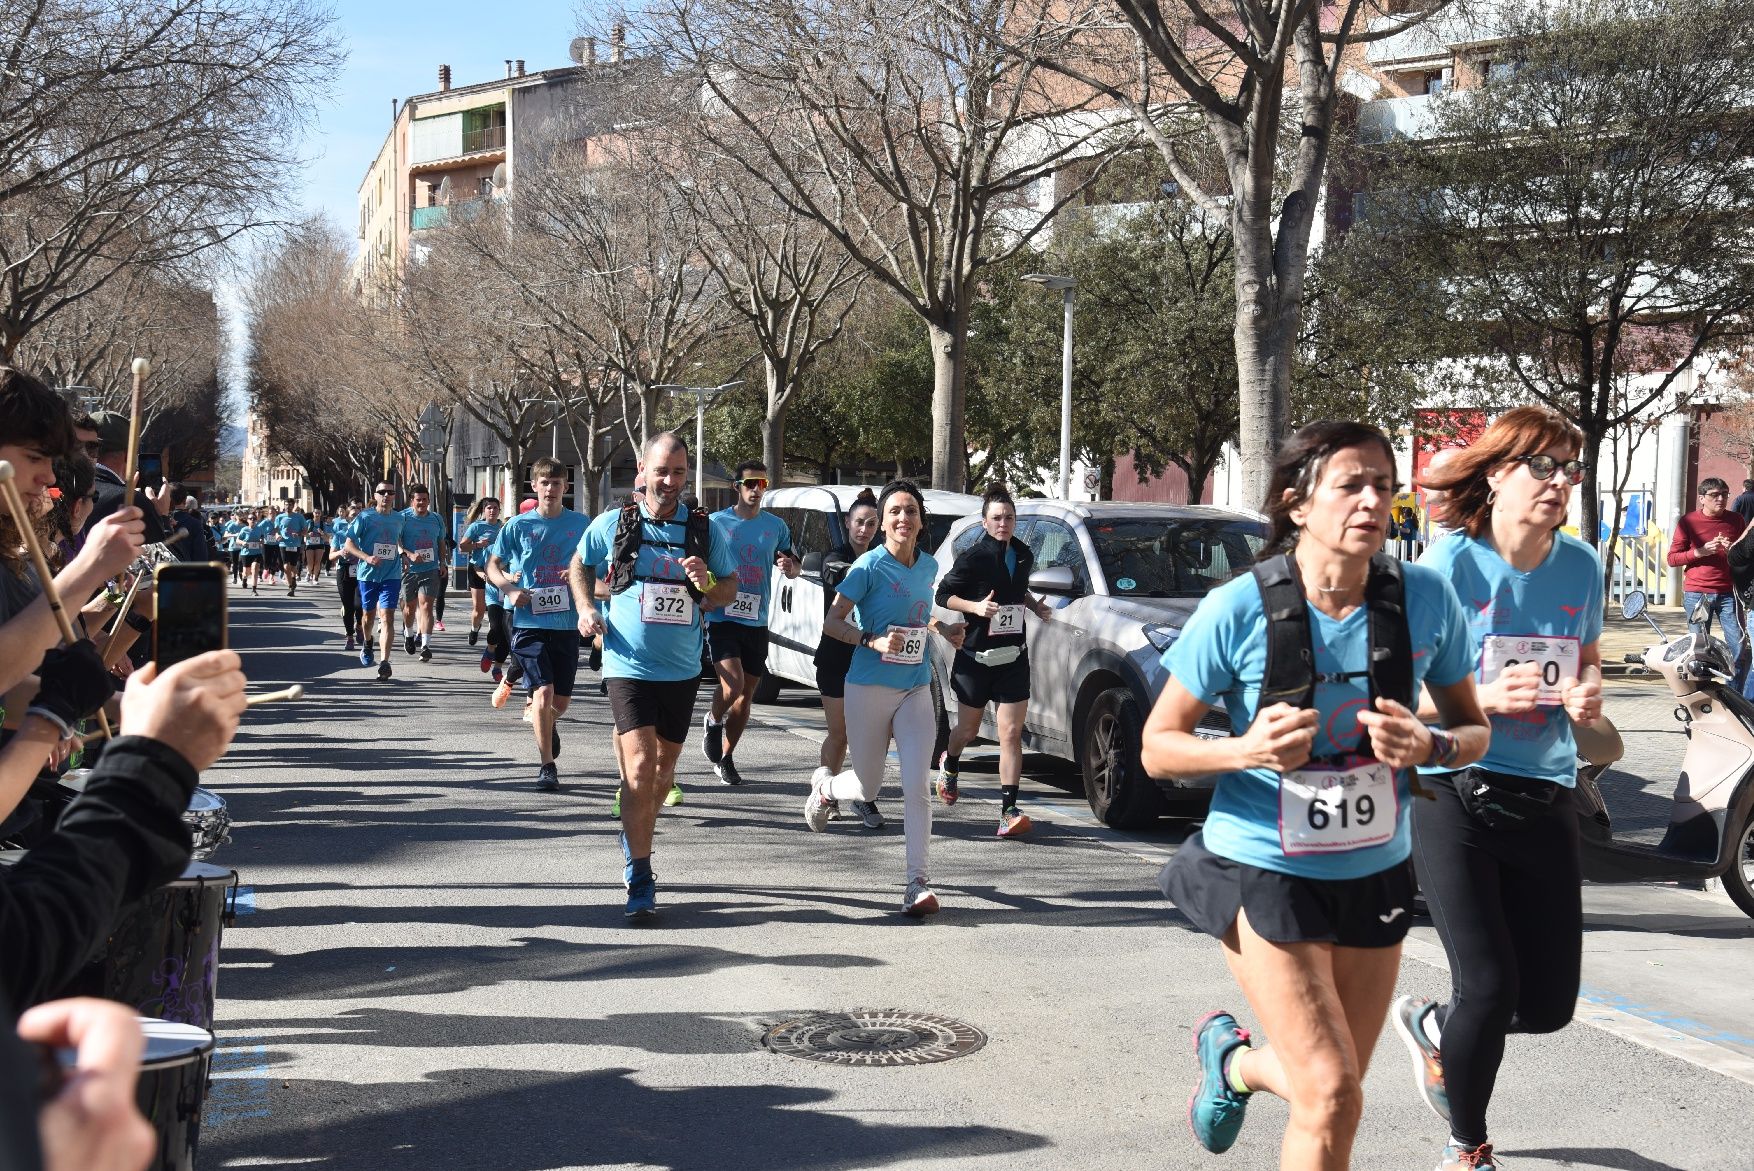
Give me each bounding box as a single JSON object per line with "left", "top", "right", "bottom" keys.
{"left": 1579, "top": 590, "right": 1754, "bottom": 918}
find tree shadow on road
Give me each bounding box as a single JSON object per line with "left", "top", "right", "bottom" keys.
{"left": 202, "top": 1065, "right": 1051, "bottom": 1170}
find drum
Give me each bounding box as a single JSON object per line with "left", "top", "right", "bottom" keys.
{"left": 136, "top": 1018, "right": 215, "bottom": 1171}
{"left": 56, "top": 770, "right": 233, "bottom": 860}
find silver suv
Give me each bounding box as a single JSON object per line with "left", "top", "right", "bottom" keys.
{"left": 929, "top": 501, "right": 1266, "bottom": 828}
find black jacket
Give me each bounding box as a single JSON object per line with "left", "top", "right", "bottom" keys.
{"left": 1, "top": 736, "right": 198, "bottom": 1010}
{"left": 935, "top": 533, "right": 1034, "bottom": 652}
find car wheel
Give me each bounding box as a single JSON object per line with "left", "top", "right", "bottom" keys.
{"left": 1080, "top": 687, "right": 1163, "bottom": 829}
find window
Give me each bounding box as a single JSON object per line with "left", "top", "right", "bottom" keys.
{"left": 951, "top": 520, "right": 985, "bottom": 558}
{"left": 1086, "top": 518, "right": 1267, "bottom": 598}
{"left": 787, "top": 507, "right": 832, "bottom": 562}
{"left": 1025, "top": 519, "right": 1091, "bottom": 593}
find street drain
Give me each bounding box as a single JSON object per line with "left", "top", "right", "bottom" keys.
{"left": 763, "top": 1010, "right": 986, "bottom": 1067}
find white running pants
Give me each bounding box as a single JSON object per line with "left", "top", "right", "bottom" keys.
{"left": 830, "top": 682, "right": 934, "bottom": 882}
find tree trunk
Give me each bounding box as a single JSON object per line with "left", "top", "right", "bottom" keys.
{"left": 1230, "top": 223, "right": 1295, "bottom": 511}
{"left": 927, "top": 314, "right": 967, "bottom": 493}
{"left": 1578, "top": 425, "right": 1605, "bottom": 555}
{"left": 762, "top": 356, "right": 786, "bottom": 479}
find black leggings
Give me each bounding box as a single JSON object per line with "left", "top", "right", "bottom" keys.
{"left": 1413, "top": 772, "right": 1581, "bottom": 1148}
{"left": 338, "top": 565, "right": 361, "bottom": 638}
{"left": 485, "top": 603, "right": 510, "bottom": 663}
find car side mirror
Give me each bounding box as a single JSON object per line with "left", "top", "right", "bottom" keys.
{"left": 801, "top": 551, "right": 824, "bottom": 576}
{"left": 1620, "top": 590, "right": 1646, "bottom": 621}
{"left": 1029, "top": 565, "right": 1079, "bottom": 596}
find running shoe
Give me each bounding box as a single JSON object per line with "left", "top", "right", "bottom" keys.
{"left": 703, "top": 715, "right": 724, "bottom": 765}
{"left": 360, "top": 646, "right": 375, "bottom": 667}
{"left": 377, "top": 661, "right": 392, "bottom": 682}
{"left": 611, "top": 787, "right": 622, "bottom": 818}
{"left": 1436, "top": 1143, "right": 1498, "bottom": 1170}
{"left": 535, "top": 762, "right": 559, "bottom": 792}
{"left": 714, "top": 757, "right": 743, "bottom": 786}
{"left": 902, "top": 878, "right": 939, "bottom": 917}
{"left": 809, "top": 768, "right": 841, "bottom": 821}
{"left": 490, "top": 679, "right": 513, "bottom": 709}
{"left": 403, "top": 632, "right": 416, "bottom": 656}
{"left": 435, "top": 620, "right": 446, "bottom": 632}
{"left": 419, "top": 645, "right": 432, "bottom": 663}
{"left": 1391, "top": 995, "right": 1450, "bottom": 1123}
{"left": 469, "top": 628, "right": 480, "bottom": 646}
{"left": 852, "top": 800, "right": 885, "bottom": 830}
{"left": 997, "top": 807, "right": 1033, "bottom": 838}
{"left": 345, "top": 636, "right": 356, "bottom": 652}
{"left": 491, "top": 665, "right": 503, "bottom": 683}
{"left": 1189, "top": 1011, "right": 1252, "bottom": 1154}
{"left": 935, "top": 754, "right": 959, "bottom": 805}
{"left": 288, "top": 582, "right": 296, "bottom": 597}
{"left": 664, "top": 783, "right": 684, "bottom": 808}
{"left": 624, "top": 874, "right": 657, "bottom": 920}
{"left": 803, "top": 780, "right": 833, "bottom": 832}
{"left": 479, "top": 653, "right": 493, "bottom": 673}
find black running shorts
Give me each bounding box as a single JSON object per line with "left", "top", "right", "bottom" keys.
{"left": 606, "top": 677, "right": 701, "bottom": 744}
{"left": 510, "top": 627, "right": 581, "bottom": 698}
{"left": 950, "top": 650, "right": 1030, "bottom": 708}
{"left": 706, "top": 620, "right": 769, "bottom": 677}
{"left": 1158, "top": 832, "right": 1416, "bottom": 949}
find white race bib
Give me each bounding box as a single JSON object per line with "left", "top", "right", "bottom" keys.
{"left": 880, "top": 625, "right": 927, "bottom": 666}
{"left": 1278, "top": 761, "right": 1397, "bottom": 855}
{"left": 372, "top": 542, "right": 397, "bottom": 562}
{"left": 990, "top": 604, "right": 1026, "bottom": 637}
{"left": 410, "top": 548, "right": 435, "bottom": 563}
{"left": 530, "top": 585, "right": 568, "bottom": 615}
{"left": 245, "top": 540, "right": 262, "bottom": 552}
{"left": 1480, "top": 634, "right": 1580, "bottom": 706}
{"left": 641, "top": 582, "right": 694, "bottom": 626}
{"left": 726, "top": 591, "right": 762, "bottom": 621}
{"left": 305, "top": 534, "right": 323, "bottom": 546}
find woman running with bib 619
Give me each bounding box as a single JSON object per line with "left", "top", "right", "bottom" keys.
{"left": 1140, "top": 420, "right": 1491, "bottom": 1170}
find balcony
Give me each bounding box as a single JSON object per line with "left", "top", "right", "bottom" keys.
{"left": 1357, "top": 93, "right": 1440, "bottom": 143}
{"left": 410, "top": 198, "right": 487, "bottom": 232}
{"left": 462, "top": 124, "right": 505, "bottom": 154}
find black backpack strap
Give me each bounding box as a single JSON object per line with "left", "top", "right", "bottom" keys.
{"left": 1364, "top": 553, "right": 1415, "bottom": 709}
{"left": 608, "top": 500, "right": 643, "bottom": 594}
{"left": 1252, "top": 552, "right": 1315, "bottom": 710}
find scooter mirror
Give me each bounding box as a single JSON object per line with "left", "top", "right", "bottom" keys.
{"left": 1621, "top": 590, "right": 1647, "bottom": 621}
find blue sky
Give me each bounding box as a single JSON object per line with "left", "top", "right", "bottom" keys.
{"left": 299, "top": 0, "right": 581, "bottom": 240}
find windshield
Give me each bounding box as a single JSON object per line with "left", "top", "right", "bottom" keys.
{"left": 1089, "top": 518, "right": 1267, "bottom": 598}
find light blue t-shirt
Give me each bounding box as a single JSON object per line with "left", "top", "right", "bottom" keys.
{"left": 400, "top": 509, "right": 448, "bottom": 575}
{"left": 1164, "top": 563, "right": 1474, "bottom": 879}
{"left": 350, "top": 509, "right": 405, "bottom": 582}
{"left": 272, "top": 512, "right": 309, "bottom": 544}
{"left": 577, "top": 503, "right": 738, "bottom": 681}
{"left": 707, "top": 508, "right": 793, "bottom": 627}
{"left": 463, "top": 520, "right": 500, "bottom": 570}
{"left": 242, "top": 520, "right": 272, "bottom": 555}
{"left": 838, "top": 546, "right": 941, "bottom": 691}
{"left": 491, "top": 509, "right": 589, "bottom": 630}
{"left": 1418, "top": 532, "right": 1603, "bottom": 786}
{"left": 222, "top": 521, "right": 245, "bottom": 550}
{"left": 330, "top": 517, "right": 357, "bottom": 564}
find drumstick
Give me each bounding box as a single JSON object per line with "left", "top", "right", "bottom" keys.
{"left": 0, "top": 462, "right": 114, "bottom": 739}
{"left": 245, "top": 684, "right": 303, "bottom": 707}
{"left": 99, "top": 570, "right": 146, "bottom": 667}
{"left": 122, "top": 357, "right": 149, "bottom": 512}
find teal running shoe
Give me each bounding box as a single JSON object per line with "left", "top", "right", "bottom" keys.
{"left": 1391, "top": 995, "right": 1450, "bottom": 1124}
{"left": 624, "top": 874, "right": 657, "bottom": 919}
{"left": 1188, "top": 1011, "right": 1252, "bottom": 1154}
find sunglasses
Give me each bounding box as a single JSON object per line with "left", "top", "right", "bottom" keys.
{"left": 740, "top": 477, "right": 769, "bottom": 490}
{"left": 375, "top": 489, "right": 396, "bottom": 495}
{"left": 1514, "top": 454, "right": 1586, "bottom": 484}
{"left": 1703, "top": 491, "right": 1729, "bottom": 499}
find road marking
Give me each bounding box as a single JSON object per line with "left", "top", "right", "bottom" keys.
{"left": 753, "top": 701, "right": 1754, "bottom": 1088}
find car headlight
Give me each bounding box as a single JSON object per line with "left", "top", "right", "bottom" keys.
{"left": 1143, "top": 622, "right": 1177, "bottom": 653}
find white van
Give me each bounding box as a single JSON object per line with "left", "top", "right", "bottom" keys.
{"left": 759, "top": 484, "right": 983, "bottom": 696}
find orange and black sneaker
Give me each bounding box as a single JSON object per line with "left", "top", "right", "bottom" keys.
{"left": 997, "top": 807, "right": 1032, "bottom": 838}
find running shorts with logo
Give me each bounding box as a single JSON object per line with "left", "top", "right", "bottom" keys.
{"left": 1154, "top": 564, "right": 1473, "bottom": 944}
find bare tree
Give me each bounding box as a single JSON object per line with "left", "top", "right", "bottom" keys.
{"left": 0, "top": 0, "right": 343, "bottom": 357}
{"left": 1028, "top": 0, "right": 1453, "bottom": 500}
{"left": 641, "top": 0, "right": 1133, "bottom": 490}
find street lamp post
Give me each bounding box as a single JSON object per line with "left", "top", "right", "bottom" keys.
{"left": 1021, "top": 273, "right": 1076, "bottom": 499}
{"left": 651, "top": 381, "right": 745, "bottom": 503}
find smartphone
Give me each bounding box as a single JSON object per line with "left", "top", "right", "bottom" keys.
{"left": 153, "top": 562, "right": 229, "bottom": 666}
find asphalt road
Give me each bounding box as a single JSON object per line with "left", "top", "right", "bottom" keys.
{"left": 193, "top": 590, "right": 1754, "bottom": 1170}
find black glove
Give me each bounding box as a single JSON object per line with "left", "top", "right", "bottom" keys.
{"left": 30, "top": 639, "right": 116, "bottom": 729}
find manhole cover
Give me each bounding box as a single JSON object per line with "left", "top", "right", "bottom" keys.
{"left": 763, "top": 1010, "right": 986, "bottom": 1067}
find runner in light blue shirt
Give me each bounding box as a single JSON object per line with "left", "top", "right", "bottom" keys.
{"left": 271, "top": 503, "right": 309, "bottom": 596}
{"left": 342, "top": 482, "right": 407, "bottom": 679}
{"left": 398, "top": 485, "right": 450, "bottom": 662}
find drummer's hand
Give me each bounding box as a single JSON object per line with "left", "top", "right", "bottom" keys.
{"left": 120, "top": 650, "right": 246, "bottom": 770}
{"left": 1479, "top": 661, "right": 1542, "bottom": 715}
{"left": 1560, "top": 675, "right": 1602, "bottom": 724}
{"left": 1235, "top": 703, "right": 1317, "bottom": 773}
{"left": 1358, "top": 698, "right": 1432, "bottom": 769}
{"left": 17, "top": 998, "right": 154, "bottom": 1171}
{"left": 69, "top": 510, "right": 145, "bottom": 582}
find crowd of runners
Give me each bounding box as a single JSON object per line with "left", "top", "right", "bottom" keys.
{"left": 217, "top": 406, "right": 1613, "bottom": 1171}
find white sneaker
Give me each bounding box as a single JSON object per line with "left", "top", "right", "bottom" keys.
{"left": 809, "top": 767, "right": 842, "bottom": 820}
{"left": 902, "top": 877, "right": 939, "bottom": 917}
{"left": 803, "top": 779, "right": 833, "bottom": 833}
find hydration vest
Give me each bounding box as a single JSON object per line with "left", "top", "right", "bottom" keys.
{"left": 608, "top": 500, "right": 711, "bottom": 599}
{"left": 1251, "top": 551, "right": 1415, "bottom": 714}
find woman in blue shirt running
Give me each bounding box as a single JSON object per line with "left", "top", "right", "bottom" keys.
{"left": 1140, "top": 420, "right": 1491, "bottom": 1170}
{"left": 1391, "top": 407, "right": 1604, "bottom": 1171}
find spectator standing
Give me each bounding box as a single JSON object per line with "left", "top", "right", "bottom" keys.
{"left": 1731, "top": 477, "right": 1754, "bottom": 525}
{"left": 1667, "top": 477, "right": 1747, "bottom": 681}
